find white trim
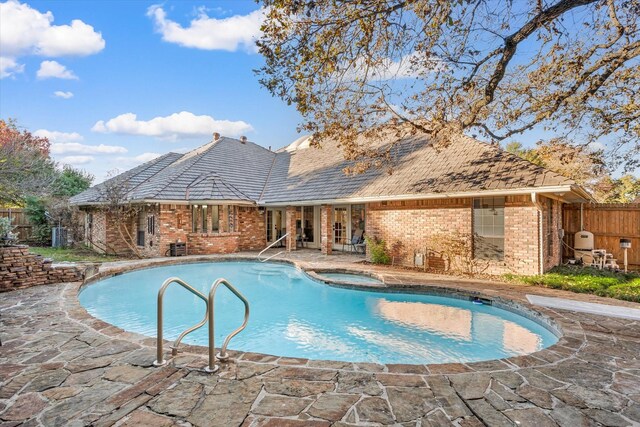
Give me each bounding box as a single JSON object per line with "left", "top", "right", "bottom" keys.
{"left": 259, "top": 185, "right": 589, "bottom": 206}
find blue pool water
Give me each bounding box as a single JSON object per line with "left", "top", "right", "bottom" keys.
{"left": 79, "top": 261, "right": 558, "bottom": 364}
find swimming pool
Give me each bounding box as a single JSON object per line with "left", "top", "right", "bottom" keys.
{"left": 79, "top": 261, "right": 558, "bottom": 364}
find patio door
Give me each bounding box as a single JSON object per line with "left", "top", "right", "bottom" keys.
{"left": 266, "top": 208, "right": 286, "bottom": 244}
{"left": 333, "top": 206, "right": 349, "bottom": 248}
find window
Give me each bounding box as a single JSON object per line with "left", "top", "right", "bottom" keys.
{"left": 192, "top": 205, "right": 226, "bottom": 233}
{"left": 303, "top": 206, "right": 315, "bottom": 243}
{"left": 137, "top": 209, "right": 146, "bottom": 247}
{"left": 473, "top": 197, "right": 505, "bottom": 260}
{"left": 351, "top": 204, "right": 365, "bottom": 234}
{"left": 202, "top": 205, "right": 208, "bottom": 232}
{"left": 192, "top": 205, "right": 199, "bottom": 232}
{"left": 227, "top": 205, "right": 236, "bottom": 232}
{"left": 212, "top": 205, "right": 220, "bottom": 232}
{"left": 147, "top": 215, "right": 155, "bottom": 235}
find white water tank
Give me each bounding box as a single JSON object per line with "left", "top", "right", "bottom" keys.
{"left": 574, "top": 230, "right": 594, "bottom": 264}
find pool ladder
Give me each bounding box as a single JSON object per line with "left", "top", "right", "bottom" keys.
{"left": 153, "top": 277, "right": 250, "bottom": 373}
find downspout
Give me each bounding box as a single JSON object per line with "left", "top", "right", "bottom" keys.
{"left": 531, "top": 192, "right": 544, "bottom": 275}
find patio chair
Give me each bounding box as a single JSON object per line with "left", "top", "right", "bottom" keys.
{"left": 344, "top": 229, "right": 364, "bottom": 252}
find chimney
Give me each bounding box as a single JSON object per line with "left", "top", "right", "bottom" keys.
{"left": 240, "top": 136, "right": 247, "bottom": 144}
{"left": 213, "top": 132, "right": 220, "bottom": 141}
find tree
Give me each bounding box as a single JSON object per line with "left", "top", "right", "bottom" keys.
{"left": 592, "top": 174, "right": 640, "bottom": 202}
{"left": 506, "top": 139, "right": 639, "bottom": 202}
{"left": 52, "top": 166, "right": 94, "bottom": 198}
{"left": 505, "top": 139, "right": 607, "bottom": 186}
{"left": 0, "top": 119, "right": 56, "bottom": 205}
{"left": 98, "top": 170, "right": 144, "bottom": 258}
{"left": 257, "top": 0, "right": 640, "bottom": 171}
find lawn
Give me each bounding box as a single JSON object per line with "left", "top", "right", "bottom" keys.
{"left": 506, "top": 265, "right": 640, "bottom": 303}
{"left": 29, "top": 246, "right": 128, "bottom": 263}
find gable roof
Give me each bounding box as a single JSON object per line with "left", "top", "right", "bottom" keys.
{"left": 71, "top": 132, "right": 590, "bottom": 206}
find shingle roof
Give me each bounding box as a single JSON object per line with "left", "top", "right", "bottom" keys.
{"left": 70, "top": 137, "right": 275, "bottom": 204}
{"left": 260, "top": 133, "right": 574, "bottom": 203}
{"left": 71, "top": 132, "right": 577, "bottom": 206}
{"left": 69, "top": 152, "right": 184, "bottom": 205}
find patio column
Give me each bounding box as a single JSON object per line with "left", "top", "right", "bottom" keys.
{"left": 285, "top": 206, "right": 297, "bottom": 251}
{"left": 320, "top": 204, "right": 333, "bottom": 255}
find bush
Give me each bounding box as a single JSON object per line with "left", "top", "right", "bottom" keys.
{"left": 509, "top": 265, "right": 640, "bottom": 302}
{"left": 0, "top": 217, "right": 17, "bottom": 244}
{"left": 366, "top": 236, "right": 391, "bottom": 264}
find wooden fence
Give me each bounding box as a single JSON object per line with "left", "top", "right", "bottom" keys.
{"left": 563, "top": 203, "right": 640, "bottom": 270}
{"left": 0, "top": 208, "right": 33, "bottom": 241}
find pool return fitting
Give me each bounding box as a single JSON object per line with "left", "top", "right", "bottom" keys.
{"left": 153, "top": 277, "right": 250, "bottom": 373}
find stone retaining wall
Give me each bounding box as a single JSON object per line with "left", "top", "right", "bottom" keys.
{"left": 0, "top": 245, "right": 85, "bottom": 292}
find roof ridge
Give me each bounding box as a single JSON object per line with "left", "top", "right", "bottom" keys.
{"left": 258, "top": 153, "right": 278, "bottom": 202}
{"left": 146, "top": 140, "right": 222, "bottom": 199}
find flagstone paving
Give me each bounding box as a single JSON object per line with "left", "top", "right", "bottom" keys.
{"left": 1, "top": 254, "right": 640, "bottom": 426}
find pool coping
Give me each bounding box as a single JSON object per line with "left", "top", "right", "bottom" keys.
{"left": 66, "top": 255, "right": 589, "bottom": 375}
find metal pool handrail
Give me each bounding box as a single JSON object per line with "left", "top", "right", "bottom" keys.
{"left": 204, "top": 277, "right": 250, "bottom": 373}
{"left": 153, "top": 277, "right": 209, "bottom": 367}
{"left": 258, "top": 232, "right": 289, "bottom": 262}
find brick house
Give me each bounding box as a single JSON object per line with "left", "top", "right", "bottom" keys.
{"left": 70, "top": 132, "right": 591, "bottom": 275}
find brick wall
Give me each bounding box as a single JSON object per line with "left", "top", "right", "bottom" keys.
{"left": 542, "top": 197, "right": 563, "bottom": 272}
{"left": 500, "top": 196, "right": 540, "bottom": 275}
{"left": 365, "top": 196, "right": 561, "bottom": 275}
{"left": 320, "top": 205, "right": 333, "bottom": 255}
{"left": 366, "top": 198, "right": 471, "bottom": 267}
{"left": 285, "top": 206, "right": 297, "bottom": 251}
{"left": 236, "top": 207, "right": 266, "bottom": 251}
{"left": 0, "top": 246, "right": 84, "bottom": 292}
{"left": 158, "top": 204, "right": 191, "bottom": 256}
{"left": 83, "top": 204, "right": 267, "bottom": 258}
{"left": 85, "top": 209, "right": 107, "bottom": 253}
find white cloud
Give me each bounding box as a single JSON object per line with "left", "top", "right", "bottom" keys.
{"left": 37, "top": 60, "right": 77, "bottom": 79}
{"left": 0, "top": 0, "right": 104, "bottom": 78}
{"left": 33, "top": 129, "right": 84, "bottom": 142}
{"left": 133, "top": 152, "right": 161, "bottom": 162}
{"left": 147, "top": 4, "right": 264, "bottom": 52}
{"left": 0, "top": 56, "right": 24, "bottom": 78}
{"left": 60, "top": 155, "right": 94, "bottom": 165}
{"left": 51, "top": 142, "right": 128, "bottom": 155}
{"left": 346, "top": 52, "right": 444, "bottom": 82}
{"left": 92, "top": 111, "right": 253, "bottom": 140}
{"left": 114, "top": 152, "right": 162, "bottom": 169}
{"left": 53, "top": 90, "right": 73, "bottom": 99}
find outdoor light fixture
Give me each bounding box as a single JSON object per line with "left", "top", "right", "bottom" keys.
{"left": 620, "top": 238, "right": 631, "bottom": 273}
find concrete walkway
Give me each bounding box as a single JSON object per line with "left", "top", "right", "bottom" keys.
{"left": 1, "top": 254, "right": 639, "bottom": 426}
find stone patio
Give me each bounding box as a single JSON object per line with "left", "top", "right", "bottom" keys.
{"left": 1, "top": 253, "right": 640, "bottom": 426}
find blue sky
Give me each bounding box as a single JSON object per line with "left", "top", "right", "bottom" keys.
{"left": 1, "top": 0, "right": 635, "bottom": 183}
{"left": 0, "top": 0, "right": 302, "bottom": 182}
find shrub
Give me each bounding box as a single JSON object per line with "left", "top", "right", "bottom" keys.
{"left": 429, "top": 231, "right": 489, "bottom": 274}
{"left": 509, "top": 265, "right": 640, "bottom": 303}
{"left": 366, "top": 236, "right": 391, "bottom": 265}
{"left": 0, "top": 217, "right": 17, "bottom": 244}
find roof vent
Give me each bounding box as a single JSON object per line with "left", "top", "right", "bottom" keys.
{"left": 213, "top": 132, "right": 220, "bottom": 141}
{"left": 240, "top": 136, "right": 247, "bottom": 144}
